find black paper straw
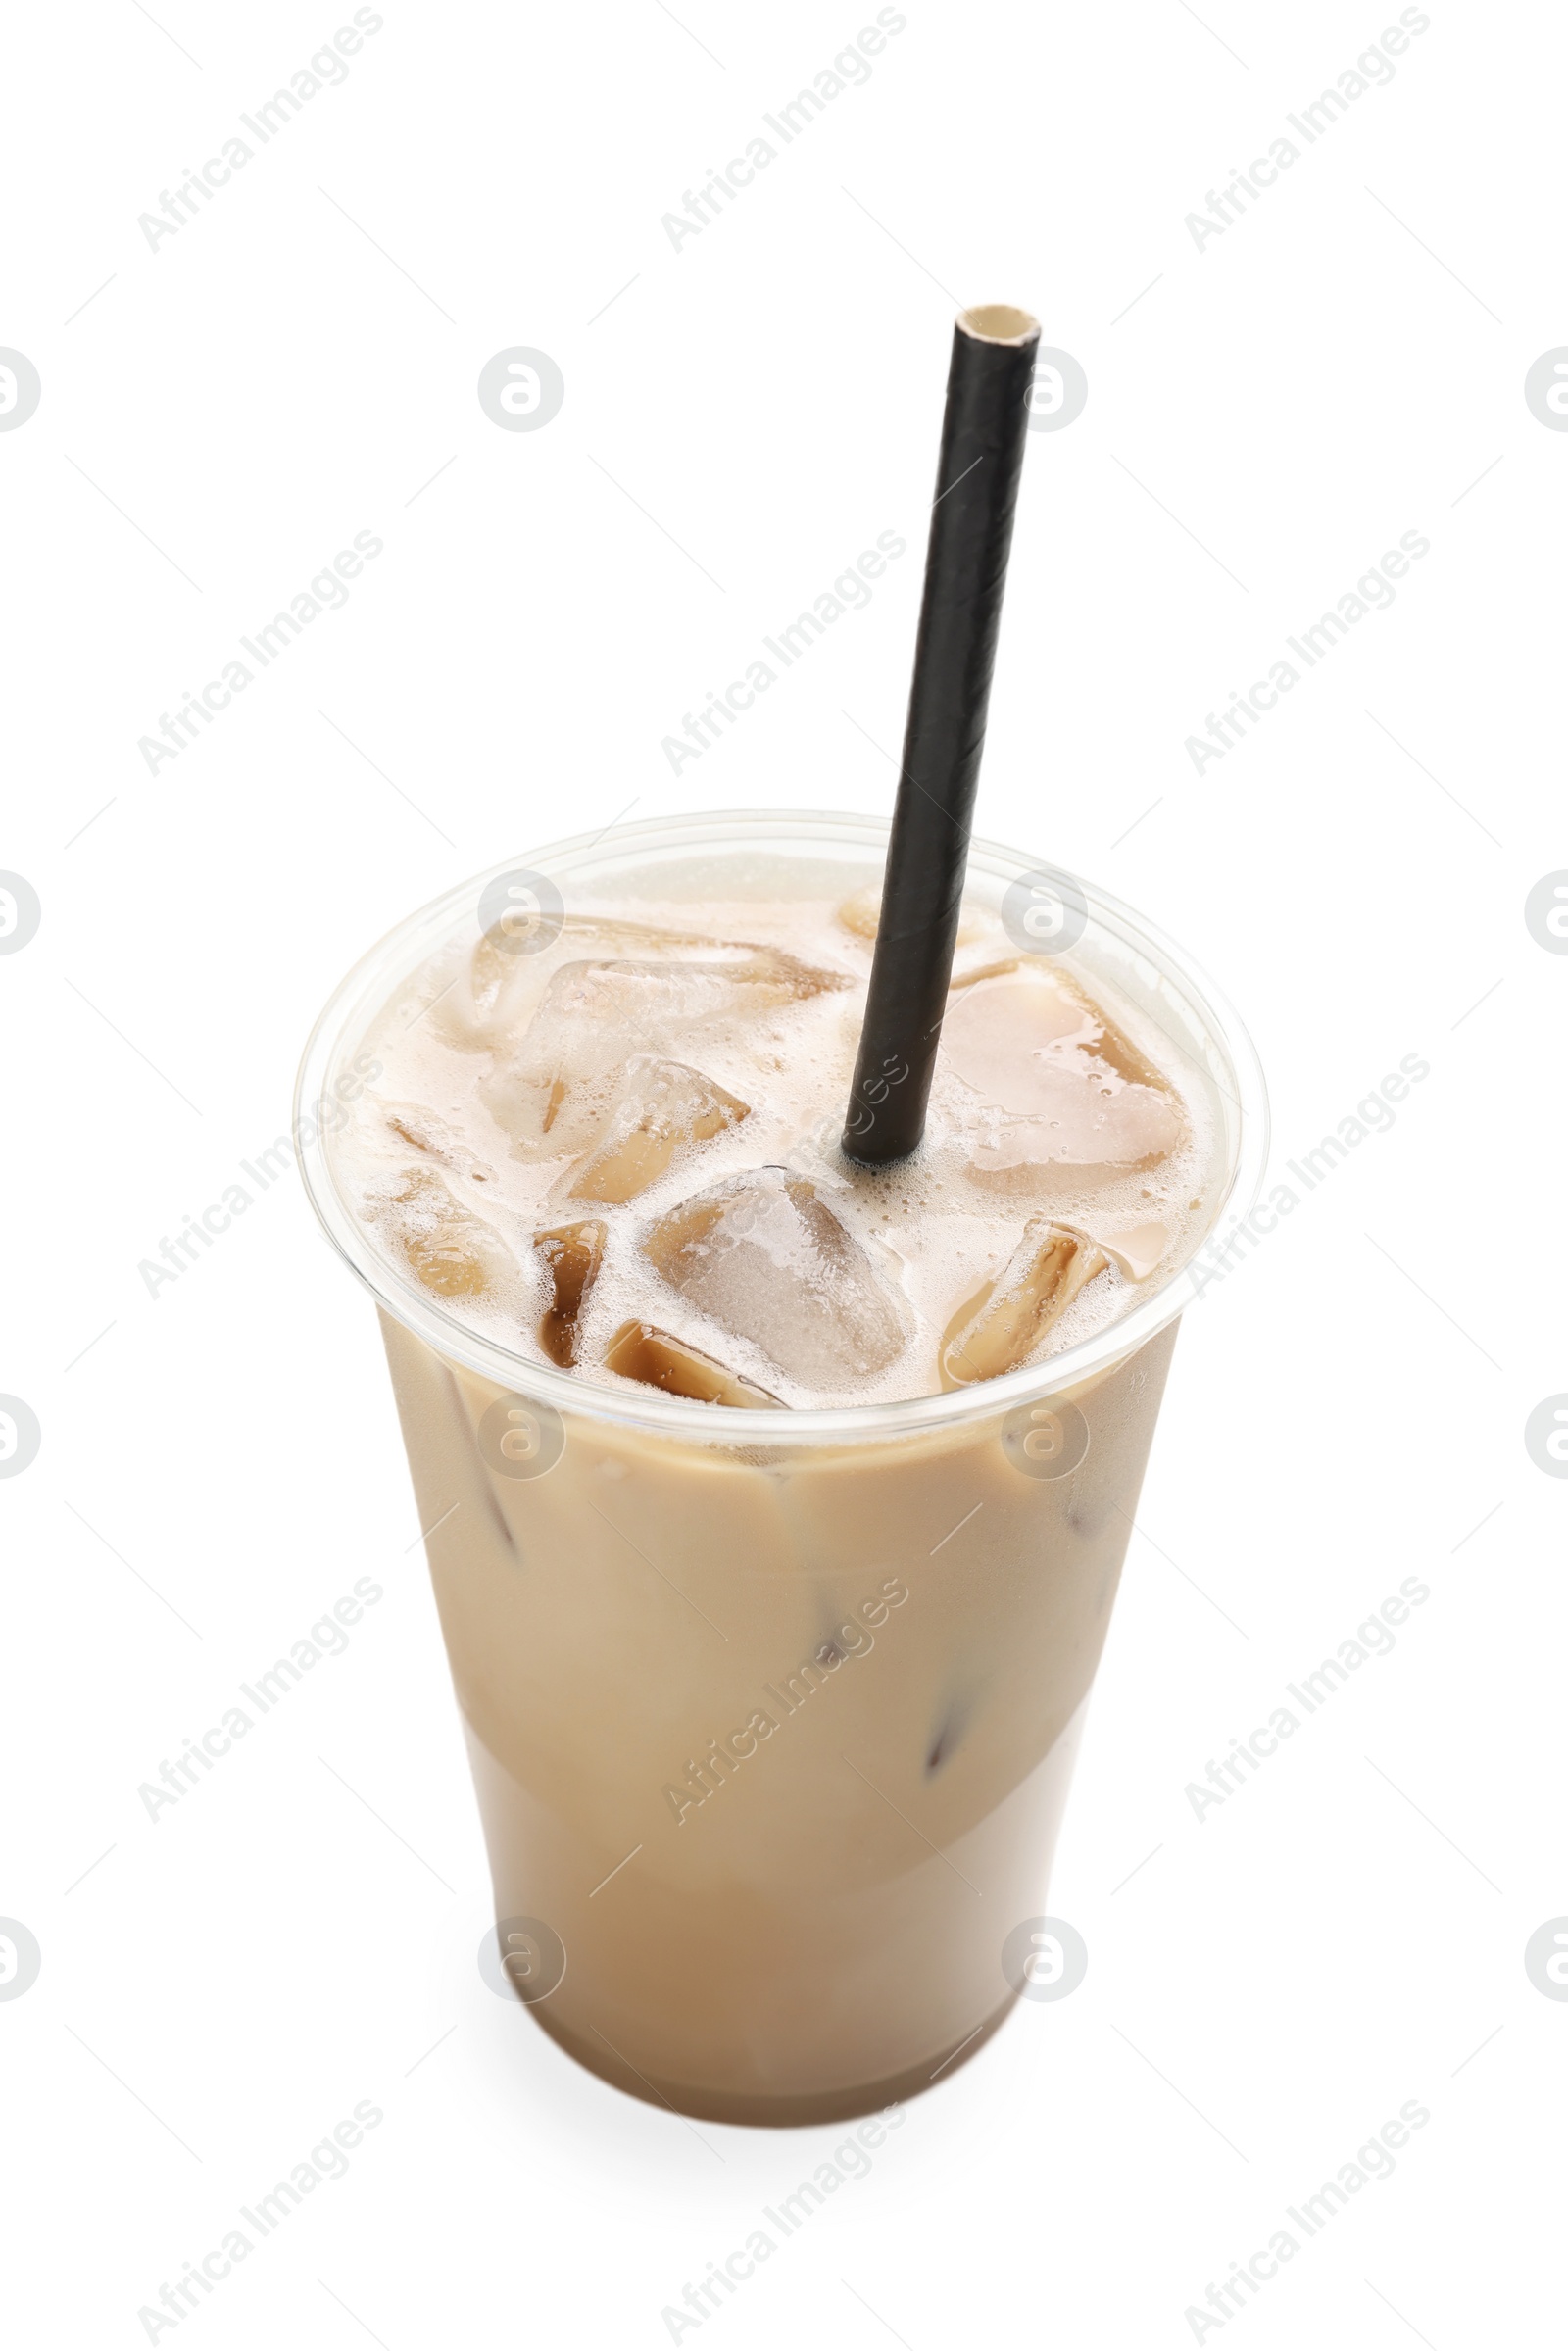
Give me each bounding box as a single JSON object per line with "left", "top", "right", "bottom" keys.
{"left": 842, "top": 303, "right": 1040, "bottom": 1167}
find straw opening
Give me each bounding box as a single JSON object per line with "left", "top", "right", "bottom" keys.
{"left": 959, "top": 303, "right": 1041, "bottom": 345}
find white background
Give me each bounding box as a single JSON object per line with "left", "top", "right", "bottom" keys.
{"left": 2, "top": 0, "right": 1563, "bottom": 2343}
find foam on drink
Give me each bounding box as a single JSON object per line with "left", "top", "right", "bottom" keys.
{"left": 330, "top": 857, "right": 1217, "bottom": 1408}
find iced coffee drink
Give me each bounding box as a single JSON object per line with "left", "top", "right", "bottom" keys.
{"left": 297, "top": 812, "right": 1261, "bottom": 2124}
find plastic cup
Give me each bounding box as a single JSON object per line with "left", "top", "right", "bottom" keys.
{"left": 296, "top": 810, "right": 1265, "bottom": 2125}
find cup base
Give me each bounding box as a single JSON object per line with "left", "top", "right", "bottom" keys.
{"left": 522, "top": 1985, "right": 1021, "bottom": 2128}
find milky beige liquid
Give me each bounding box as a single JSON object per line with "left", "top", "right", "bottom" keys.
{"left": 322, "top": 842, "right": 1229, "bottom": 2122}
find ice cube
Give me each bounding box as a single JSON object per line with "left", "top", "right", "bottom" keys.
{"left": 383, "top": 1102, "right": 496, "bottom": 1185}
{"left": 461, "top": 907, "right": 728, "bottom": 1039}
{"left": 939, "top": 1220, "right": 1108, "bottom": 1390}
{"left": 366, "top": 1167, "right": 514, "bottom": 1298}
{"left": 483, "top": 944, "right": 845, "bottom": 1151}
{"left": 469, "top": 907, "right": 752, "bottom": 1029}
{"left": 478, "top": 1055, "right": 620, "bottom": 1164}
{"left": 559, "top": 1058, "right": 749, "bottom": 1205}
{"left": 1092, "top": 1221, "right": 1169, "bottom": 1282}
{"left": 642, "top": 1168, "right": 906, "bottom": 1387}
{"left": 530, "top": 946, "right": 844, "bottom": 1064}
{"left": 942, "top": 964, "right": 1183, "bottom": 1177}
{"left": 602, "top": 1320, "right": 784, "bottom": 1408}
{"left": 533, "top": 1219, "right": 607, "bottom": 1366}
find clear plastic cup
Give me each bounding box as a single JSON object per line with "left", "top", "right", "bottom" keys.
{"left": 296, "top": 810, "right": 1265, "bottom": 2125}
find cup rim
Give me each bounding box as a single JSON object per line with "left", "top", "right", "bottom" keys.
{"left": 294, "top": 808, "right": 1269, "bottom": 1446}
